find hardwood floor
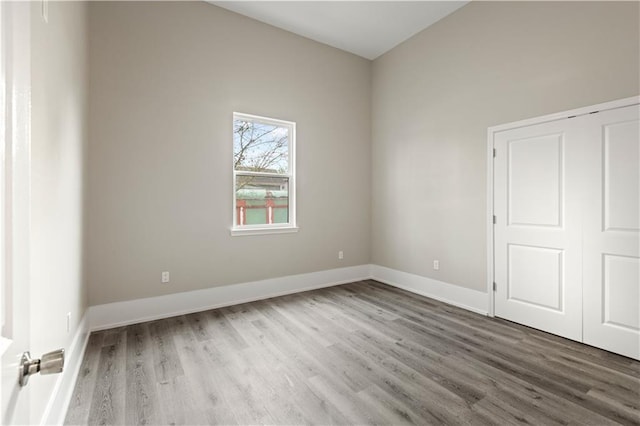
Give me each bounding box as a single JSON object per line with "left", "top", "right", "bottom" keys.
{"left": 65, "top": 280, "right": 640, "bottom": 425}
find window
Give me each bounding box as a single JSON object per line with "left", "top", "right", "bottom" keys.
{"left": 232, "top": 113, "right": 297, "bottom": 235}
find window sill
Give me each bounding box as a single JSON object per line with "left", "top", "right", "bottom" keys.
{"left": 230, "top": 226, "right": 299, "bottom": 237}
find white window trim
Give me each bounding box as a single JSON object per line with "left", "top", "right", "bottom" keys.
{"left": 231, "top": 112, "right": 297, "bottom": 236}
{"left": 230, "top": 225, "right": 299, "bottom": 237}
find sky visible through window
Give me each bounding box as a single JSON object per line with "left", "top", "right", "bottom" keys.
{"left": 233, "top": 120, "right": 289, "bottom": 173}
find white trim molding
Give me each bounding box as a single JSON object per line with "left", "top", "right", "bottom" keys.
{"left": 230, "top": 226, "right": 299, "bottom": 237}
{"left": 370, "top": 264, "right": 488, "bottom": 315}
{"left": 88, "top": 265, "right": 371, "bottom": 331}
{"left": 40, "top": 312, "right": 90, "bottom": 426}
{"left": 486, "top": 95, "right": 640, "bottom": 317}
{"left": 56, "top": 264, "right": 490, "bottom": 422}
{"left": 87, "top": 264, "right": 491, "bottom": 332}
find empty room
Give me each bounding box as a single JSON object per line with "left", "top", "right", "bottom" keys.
{"left": 1, "top": 0, "right": 639, "bottom": 424}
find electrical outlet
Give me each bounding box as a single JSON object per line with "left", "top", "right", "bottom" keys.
{"left": 433, "top": 260, "right": 440, "bottom": 270}
{"left": 161, "top": 271, "right": 170, "bottom": 283}
{"left": 66, "top": 312, "right": 71, "bottom": 333}
{"left": 338, "top": 250, "right": 344, "bottom": 260}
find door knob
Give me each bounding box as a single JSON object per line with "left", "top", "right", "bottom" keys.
{"left": 18, "top": 349, "right": 64, "bottom": 386}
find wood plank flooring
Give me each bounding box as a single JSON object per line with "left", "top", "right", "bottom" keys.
{"left": 65, "top": 280, "right": 640, "bottom": 425}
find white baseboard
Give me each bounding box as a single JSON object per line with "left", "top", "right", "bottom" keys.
{"left": 40, "top": 311, "right": 90, "bottom": 425}
{"left": 88, "top": 265, "right": 372, "bottom": 331}
{"left": 87, "top": 264, "right": 489, "bottom": 332}
{"left": 370, "top": 264, "right": 488, "bottom": 315}
{"left": 52, "top": 264, "right": 487, "bottom": 424}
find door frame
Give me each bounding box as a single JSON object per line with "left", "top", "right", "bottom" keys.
{"left": 486, "top": 95, "right": 640, "bottom": 317}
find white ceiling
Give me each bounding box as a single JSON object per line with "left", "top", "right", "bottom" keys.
{"left": 209, "top": 1, "right": 469, "bottom": 60}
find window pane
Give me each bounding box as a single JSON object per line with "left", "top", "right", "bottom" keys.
{"left": 233, "top": 119, "right": 289, "bottom": 173}
{"left": 235, "top": 175, "right": 289, "bottom": 226}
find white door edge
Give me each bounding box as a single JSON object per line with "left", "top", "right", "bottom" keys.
{"left": 1, "top": 1, "right": 32, "bottom": 424}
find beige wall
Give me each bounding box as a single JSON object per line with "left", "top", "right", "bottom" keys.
{"left": 30, "top": 1, "right": 88, "bottom": 423}
{"left": 86, "top": 2, "right": 371, "bottom": 305}
{"left": 86, "top": 1, "right": 639, "bottom": 303}
{"left": 371, "top": 1, "right": 640, "bottom": 292}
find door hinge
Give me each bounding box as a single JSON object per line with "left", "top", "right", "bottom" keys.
{"left": 493, "top": 282, "right": 497, "bottom": 291}
{"left": 493, "top": 215, "right": 496, "bottom": 224}
{"left": 493, "top": 148, "right": 496, "bottom": 158}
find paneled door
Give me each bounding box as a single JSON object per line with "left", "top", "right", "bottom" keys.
{"left": 582, "top": 104, "right": 640, "bottom": 359}
{"left": 493, "top": 116, "right": 587, "bottom": 341}
{"left": 493, "top": 99, "right": 640, "bottom": 360}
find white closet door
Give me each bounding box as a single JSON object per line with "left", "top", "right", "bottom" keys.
{"left": 583, "top": 104, "right": 640, "bottom": 359}
{"left": 493, "top": 117, "right": 586, "bottom": 341}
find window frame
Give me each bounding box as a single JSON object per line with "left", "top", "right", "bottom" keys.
{"left": 231, "top": 112, "right": 297, "bottom": 236}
